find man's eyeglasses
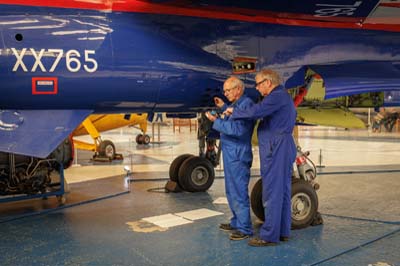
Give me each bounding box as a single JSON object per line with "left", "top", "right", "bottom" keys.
{"left": 223, "top": 86, "right": 237, "bottom": 94}
{"left": 255, "top": 78, "right": 268, "bottom": 87}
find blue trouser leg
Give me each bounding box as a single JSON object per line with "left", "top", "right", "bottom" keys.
{"left": 280, "top": 165, "right": 292, "bottom": 238}
{"left": 259, "top": 137, "right": 295, "bottom": 242}
{"left": 223, "top": 149, "right": 253, "bottom": 235}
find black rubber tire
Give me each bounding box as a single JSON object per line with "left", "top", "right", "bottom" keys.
{"left": 169, "top": 154, "right": 194, "bottom": 182}
{"left": 250, "top": 178, "right": 319, "bottom": 230}
{"left": 136, "top": 134, "right": 143, "bottom": 144}
{"left": 291, "top": 179, "right": 318, "bottom": 229}
{"left": 250, "top": 179, "right": 264, "bottom": 221}
{"left": 143, "top": 134, "right": 151, "bottom": 145}
{"left": 99, "top": 140, "right": 116, "bottom": 159}
{"left": 178, "top": 156, "right": 215, "bottom": 192}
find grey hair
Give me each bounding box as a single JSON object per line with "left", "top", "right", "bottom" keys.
{"left": 227, "top": 76, "right": 245, "bottom": 93}
{"left": 256, "top": 69, "right": 282, "bottom": 86}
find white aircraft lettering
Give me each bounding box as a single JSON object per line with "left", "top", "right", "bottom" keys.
{"left": 11, "top": 48, "right": 28, "bottom": 72}
{"left": 30, "top": 48, "right": 46, "bottom": 72}
{"left": 11, "top": 48, "right": 98, "bottom": 73}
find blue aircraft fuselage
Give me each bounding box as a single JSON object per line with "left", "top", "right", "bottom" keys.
{"left": 1, "top": 3, "right": 400, "bottom": 114}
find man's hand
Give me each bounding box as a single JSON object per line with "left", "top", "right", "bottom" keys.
{"left": 205, "top": 111, "right": 217, "bottom": 122}
{"left": 224, "top": 107, "right": 233, "bottom": 116}
{"left": 214, "top": 97, "right": 225, "bottom": 108}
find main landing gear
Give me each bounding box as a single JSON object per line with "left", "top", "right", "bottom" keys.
{"left": 73, "top": 117, "right": 122, "bottom": 162}
{"left": 250, "top": 147, "right": 323, "bottom": 229}
{"left": 135, "top": 133, "right": 151, "bottom": 145}
{"left": 165, "top": 113, "right": 219, "bottom": 193}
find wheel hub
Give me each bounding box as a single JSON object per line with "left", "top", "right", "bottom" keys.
{"left": 105, "top": 145, "right": 114, "bottom": 158}
{"left": 191, "top": 166, "right": 209, "bottom": 186}
{"left": 291, "top": 192, "right": 311, "bottom": 220}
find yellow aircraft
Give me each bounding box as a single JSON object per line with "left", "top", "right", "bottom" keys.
{"left": 73, "top": 113, "right": 150, "bottom": 160}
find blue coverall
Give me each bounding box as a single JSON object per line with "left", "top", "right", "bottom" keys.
{"left": 232, "top": 85, "right": 296, "bottom": 242}
{"left": 212, "top": 95, "right": 255, "bottom": 236}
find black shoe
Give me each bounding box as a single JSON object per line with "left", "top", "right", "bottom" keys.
{"left": 280, "top": 236, "right": 289, "bottom": 242}
{"left": 248, "top": 237, "right": 277, "bottom": 247}
{"left": 219, "top": 223, "right": 235, "bottom": 232}
{"left": 229, "top": 230, "right": 250, "bottom": 241}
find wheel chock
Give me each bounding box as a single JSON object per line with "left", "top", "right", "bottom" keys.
{"left": 92, "top": 155, "right": 112, "bottom": 162}
{"left": 114, "top": 153, "right": 124, "bottom": 160}
{"left": 311, "top": 211, "right": 324, "bottom": 226}
{"left": 164, "top": 180, "right": 183, "bottom": 193}
{"left": 92, "top": 153, "right": 124, "bottom": 162}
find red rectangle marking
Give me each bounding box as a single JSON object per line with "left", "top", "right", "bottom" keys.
{"left": 32, "top": 77, "right": 58, "bottom": 95}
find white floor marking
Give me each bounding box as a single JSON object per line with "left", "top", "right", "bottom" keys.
{"left": 213, "top": 197, "right": 228, "bottom": 204}
{"left": 142, "top": 213, "right": 193, "bottom": 228}
{"left": 129, "top": 208, "right": 225, "bottom": 232}
{"left": 368, "top": 262, "right": 393, "bottom": 266}
{"left": 174, "top": 208, "right": 224, "bottom": 220}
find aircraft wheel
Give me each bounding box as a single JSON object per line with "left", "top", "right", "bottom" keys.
{"left": 291, "top": 179, "right": 318, "bottom": 229}
{"left": 136, "top": 134, "right": 143, "bottom": 144}
{"left": 250, "top": 179, "right": 318, "bottom": 229}
{"left": 143, "top": 134, "right": 151, "bottom": 145}
{"left": 250, "top": 179, "right": 264, "bottom": 221}
{"left": 178, "top": 156, "right": 215, "bottom": 192}
{"left": 99, "top": 140, "right": 116, "bottom": 159}
{"left": 169, "top": 154, "right": 194, "bottom": 182}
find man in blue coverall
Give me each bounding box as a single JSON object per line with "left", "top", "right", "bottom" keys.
{"left": 226, "top": 69, "right": 296, "bottom": 247}
{"left": 205, "top": 76, "right": 255, "bottom": 241}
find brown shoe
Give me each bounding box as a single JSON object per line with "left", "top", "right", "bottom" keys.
{"left": 248, "top": 237, "right": 277, "bottom": 247}
{"left": 280, "top": 236, "right": 289, "bottom": 242}
{"left": 229, "top": 230, "right": 250, "bottom": 241}
{"left": 219, "top": 223, "right": 235, "bottom": 232}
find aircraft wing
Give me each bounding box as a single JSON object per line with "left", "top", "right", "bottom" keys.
{"left": 296, "top": 108, "right": 366, "bottom": 129}
{"left": 0, "top": 110, "right": 92, "bottom": 158}
{"left": 286, "top": 62, "right": 400, "bottom": 100}
{"left": 73, "top": 114, "right": 148, "bottom": 136}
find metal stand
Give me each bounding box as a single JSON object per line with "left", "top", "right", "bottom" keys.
{"left": 0, "top": 165, "right": 66, "bottom": 204}
{"left": 152, "top": 122, "right": 161, "bottom": 143}
{"left": 316, "top": 149, "right": 325, "bottom": 169}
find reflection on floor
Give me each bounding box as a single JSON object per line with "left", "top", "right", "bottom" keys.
{"left": 0, "top": 122, "right": 399, "bottom": 266}
{"left": 66, "top": 123, "right": 400, "bottom": 183}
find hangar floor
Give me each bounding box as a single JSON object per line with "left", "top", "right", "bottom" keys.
{"left": 1, "top": 121, "right": 399, "bottom": 266}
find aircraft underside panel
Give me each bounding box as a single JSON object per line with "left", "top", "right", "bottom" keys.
{"left": 0, "top": 110, "right": 92, "bottom": 158}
